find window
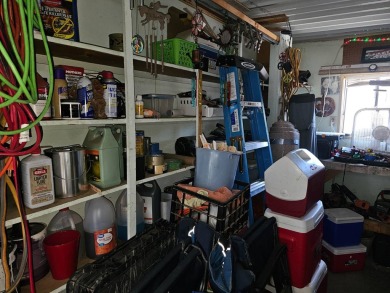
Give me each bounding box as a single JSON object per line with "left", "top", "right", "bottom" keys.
{"left": 341, "top": 74, "right": 390, "bottom": 152}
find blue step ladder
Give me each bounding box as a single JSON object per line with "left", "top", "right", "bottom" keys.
{"left": 217, "top": 55, "right": 273, "bottom": 226}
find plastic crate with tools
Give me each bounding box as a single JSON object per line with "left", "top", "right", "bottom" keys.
{"left": 171, "top": 177, "right": 250, "bottom": 234}
{"left": 154, "top": 38, "right": 198, "bottom": 68}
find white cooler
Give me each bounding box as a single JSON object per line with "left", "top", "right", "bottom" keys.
{"left": 292, "top": 260, "right": 328, "bottom": 293}
{"left": 265, "top": 149, "right": 325, "bottom": 217}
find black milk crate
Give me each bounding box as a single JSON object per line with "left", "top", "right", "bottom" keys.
{"left": 67, "top": 220, "right": 176, "bottom": 293}
{"left": 172, "top": 177, "right": 250, "bottom": 234}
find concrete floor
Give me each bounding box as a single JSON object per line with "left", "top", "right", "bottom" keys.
{"left": 327, "top": 235, "right": 390, "bottom": 293}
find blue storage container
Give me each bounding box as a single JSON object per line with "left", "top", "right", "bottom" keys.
{"left": 323, "top": 208, "right": 364, "bottom": 247}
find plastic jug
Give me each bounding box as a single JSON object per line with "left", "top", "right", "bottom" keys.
{"left": 115, "top": 190, "right": 145, "bottom": 240}
{"left": 83, "top": 197, "right": 117, "bottom": 259}
{"left": 47, "top": 207, "right": 85, "bottom": 259}
{"left": 107, "top": 125, "right": 125, "bottom": 180}
{"left": 136, "top": 180, "right": 161, "bottom": 224}
{"left": 83, "top": 126, "right": 121, "bottom": 189}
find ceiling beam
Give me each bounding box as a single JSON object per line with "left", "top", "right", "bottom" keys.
{"left": 209, "top": 0, "right": 280, "bottom": 43}
{"left": 253, "top": 14, "right": 289, "bottom": 25}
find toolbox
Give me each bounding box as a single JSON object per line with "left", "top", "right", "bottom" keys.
{"left": 323, "top": 208, "right": 364, "bottom": 247}
{"left": 265, "top": 201, "right": 324, "bottom": 288}
{"left": 322, "top": 240, "right": 366, "bottom": 272}
{"left": 316, "top": 132, "right": 344, "bottom": 159}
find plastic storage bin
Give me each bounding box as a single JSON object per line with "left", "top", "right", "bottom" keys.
{"left": 154, "top": 38, "right": 198, "bottom": 68}
{"left": 172, "top": 177, "right": 249, "bottom": 233}
{"left": 322, "top": 240, "right": 366, "bottom": 272}
{"left": 292, "top": 260, "right": 328, "bottom": 293}
{"left": 323, "top": 208, "right": 364, "bottom": 247}
{"left": 264, "top": 201, "right": 324, "bottom": 288}
{"left": 142, "top": 94, "right": 175, "bottom": 118}
{"left": 194, "top": 148, "right": 240, "bottom": 190}
{"left": 265, "top": 149, "right": 325, "bottom": 218}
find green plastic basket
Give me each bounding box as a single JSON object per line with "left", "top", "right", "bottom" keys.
{"left": 154, "top": 38, "right": 198, "bottom": 68}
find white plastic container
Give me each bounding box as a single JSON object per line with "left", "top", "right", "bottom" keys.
{"left": 115, "top": 190, "right": 145, "bottom": 240}
{"left": 77, "top": 74, "right": 94, "bottom": 119}
{"left": 292, "top": 260, "right": 328, "bottom": 293}
{"left": 21, "top": 149, "right": 55, "bottom": 209}
{"left": 47, "top": 207, "right": 85, "bottom": 258}
{"left": 83, "top": 197, "right": 117, "bottom": 259}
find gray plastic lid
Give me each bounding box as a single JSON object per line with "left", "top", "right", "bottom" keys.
{"left": 324, "top": 208, "right": 364, "bottom": 224}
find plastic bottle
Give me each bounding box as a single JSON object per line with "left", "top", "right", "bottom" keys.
{"left": 115, "top": 190, "right": 145, "bottom": 240}
{"left": 77, "top": 74, "right": 94, "bottom": 119}
{"left": 47, "top": 207, "right": 85, "bottom": 258}
{"left": 21, "top": 148, "right": 55, "bottom": 209}
{"left": 100, "top": 71, "right": 117, "bottom": 118}
{"left": 136, "top": 180, "right": 161, "bottom": 224}
{"left": 52, "top": 67, "right": 68, "bottom": 119}
{"left": 83, "top": 197, "right": 117, "bottom": 259}
{"left": 135, "top": 95, "right": 144, "bottom": 118}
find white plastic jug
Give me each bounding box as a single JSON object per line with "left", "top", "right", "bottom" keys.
{"left": 83, "top": 197, "right": 117, "bottom": 259}
{"left": 115, "top": 190, "right": 145, "bottom": 240}
{"left": 47, "top": 207, "right": 85, "bottom": 258}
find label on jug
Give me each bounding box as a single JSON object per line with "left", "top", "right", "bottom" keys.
{"left": 142, "top": 196, "right": 153, "bottom": 224}
{"left": 86, "top": 150, "right": 101, "bottom": 182}
{"left": 93, "top": 226, "right": 117, "bottom": 255}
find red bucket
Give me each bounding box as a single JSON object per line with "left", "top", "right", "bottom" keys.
{"left": 43, "top": 230, "right": 80, "bottom": 280}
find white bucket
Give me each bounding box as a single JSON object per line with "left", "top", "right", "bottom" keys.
{"left": 194, "top": 148, "right": 240, "bottom": 190}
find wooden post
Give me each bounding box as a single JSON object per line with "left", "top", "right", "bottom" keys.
{"left": 196, "top": 69, "right": 203, "bottom": 147}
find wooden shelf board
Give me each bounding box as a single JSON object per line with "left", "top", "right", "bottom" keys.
{"left": 136, "top": 166, "right": 194, "bottom": 185}
{"left": 39, "top": 118, "right": 126, "bottom": 126}
{"left": 21, "top": 257, "right": 94, "bottom": 293}
{"left": 321, "top": 159, "right": 390, "bottom": 177}
{"left": 6, "top": 182, "right": 127, "bottom": 227}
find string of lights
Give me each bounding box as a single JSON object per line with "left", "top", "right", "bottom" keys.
{"left": 344, "top": 36, "right": 390, "bottom": 45}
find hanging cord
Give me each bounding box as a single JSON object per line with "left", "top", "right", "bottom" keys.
{"left": 0, "top": 0, "right": 54, "bottom": 292}
{"left": 280, "top": 47, "right": 301, "bottom": 120}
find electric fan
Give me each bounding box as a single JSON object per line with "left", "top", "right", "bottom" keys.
{"left": 351, "top": 108, "right": 390, "bottom": 152}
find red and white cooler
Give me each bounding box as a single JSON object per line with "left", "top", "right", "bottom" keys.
{"left": 265, "top": 200, "right": 324, "bottom": 288}
{"left": 265, "top": 149, "right": 325, "bottom": 218}
{"left": 322, "top": 240, "right": 367, "bottom": 272}
{"left": 292, "top": 260, "right": 328, "bottom": 293}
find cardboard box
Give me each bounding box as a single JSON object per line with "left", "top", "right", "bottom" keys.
{"left": 39, "top": 0, "right": 79, "bottom": 41}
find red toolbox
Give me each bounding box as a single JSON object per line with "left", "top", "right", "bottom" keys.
{"left": 265, "top": 200, "right": 324, "bottom": 288}
{"left": 265, "top": 149, "right": 325, "bottom": 217}
{"left": 322, "top": 240, "right": 367, "bottom": 272}
{"left": 292, "top": 260, "right": 328, "bottom": 293}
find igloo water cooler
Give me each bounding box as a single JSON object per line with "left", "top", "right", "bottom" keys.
{"left": 265, "top": 148, "right": 325, "bottom": 218}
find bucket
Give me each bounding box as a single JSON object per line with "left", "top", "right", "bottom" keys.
{"left": 43, "top": 230, "right": 80, "bottom": 280}
{"left": 194, "top": 148, "right": 240, "bottom": 190}
{"left": 6, "top": 222, "right": 49, "bottom": 284}
{"left": 44, "top": 145, "right": 88, "bottom": 198}
{"left": 269, "top": 121, "right": 300, "bottom": 162}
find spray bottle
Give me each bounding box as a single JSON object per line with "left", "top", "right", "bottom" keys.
{"left": 77, "top": 74, "right": 94, "bottom": 119}
{"left": 100, "top": 71, "right": 117, "bottom": 118}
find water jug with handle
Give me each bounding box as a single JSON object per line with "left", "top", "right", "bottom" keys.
{"left": 136, "top": 180, "right": 161, "bottom": 224}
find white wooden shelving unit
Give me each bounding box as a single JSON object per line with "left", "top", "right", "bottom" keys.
{"left": 11, "top": 1, "right": 224, "bottom": 292}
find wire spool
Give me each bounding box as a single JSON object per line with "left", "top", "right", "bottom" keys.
{"left": 269, "top": 121, "right": 300, "bottom": 162}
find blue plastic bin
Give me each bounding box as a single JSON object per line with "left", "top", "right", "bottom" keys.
{"left": 323, "top": 208, "right": 364, "bottom": 247}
